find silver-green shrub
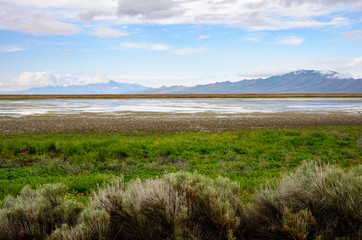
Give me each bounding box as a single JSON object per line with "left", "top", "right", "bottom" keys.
{"left": 0, "top": 184, "right": 83, "bottom": 240}
{"left": 55, "top": 172, "right": 243, "bottom": 240}
{"left": 253, "top": 162, "right": 361, "bottom": 239}
{"left": 1, "top": 162, "right": 360, "bottom": 240}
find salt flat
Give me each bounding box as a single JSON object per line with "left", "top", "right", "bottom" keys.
{"left": 1, "top": 98, "right": 361, "bottom": 117}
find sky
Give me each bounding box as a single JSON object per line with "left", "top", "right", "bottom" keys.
{"left": 0, "top": 0, "right": 362, "bottom": 92}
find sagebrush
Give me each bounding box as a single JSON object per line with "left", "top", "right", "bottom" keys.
{"left": 1, "top": 162, "right": 360, "bottom": 240}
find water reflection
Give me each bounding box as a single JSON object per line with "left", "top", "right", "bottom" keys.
{"left": 0, "top": 98, "right": 361, "bottom": 116}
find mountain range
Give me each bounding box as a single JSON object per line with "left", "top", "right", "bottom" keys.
{"left": 142, "top": 70, "right": 362, "bottom": 94}
{"left": 10, "top": 81, "right": 147, "bottom": 94}
{"left": 4, "top": 70, "right": 362, "bottom": 94}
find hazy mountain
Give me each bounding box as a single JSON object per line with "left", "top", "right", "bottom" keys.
{"left": 4, "top": 70, "right": 361, "bottom": 94}
{"left": 142, "top": 70, "right": 362, "bottom": 94}
{"left": 10, "top": 81, "right": 147, "bottom": 94}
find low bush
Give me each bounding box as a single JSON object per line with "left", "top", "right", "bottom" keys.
{"left": 1, "top": 162, "right": 360, "bottom": 239}
{"left": 0, "top": 184, "right": 84, "bottom": 240}
{"left": 55, "top": 172, "right": 243, "bottom": 240}
{"left": 246, "top": 162, "right": 361, "bottom": 239}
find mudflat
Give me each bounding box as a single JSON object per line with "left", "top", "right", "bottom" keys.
{"left": 1, "top": 93, "right": 362, "bottom": 99}
{"left": 1, "top": 112, "right": 361, "bottom": 133}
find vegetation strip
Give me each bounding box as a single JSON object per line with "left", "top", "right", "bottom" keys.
{"left": 0, "top": 162, "right": 360, "bottom": 239}
{"left": 1, "top": 93, "right": 362, "bottom": 99}
{"left": 0, "top": 126, "right": 360, "bottom": 239}
{"left": 0, "top": 127, "right": 360, "bottom": 200}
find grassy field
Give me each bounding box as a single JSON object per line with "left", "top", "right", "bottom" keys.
{"left": 0, "top": 125, "right": 361, "bottom": 239}
{"left": 1, "top": 126, "right": 361, "bottom": 202}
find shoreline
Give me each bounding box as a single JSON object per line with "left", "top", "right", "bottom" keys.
{"left": 1, "top": 112, "right": 361, "bottom": 133}
{"left": 1, "top": 93, "right": 362, "bottom": 100}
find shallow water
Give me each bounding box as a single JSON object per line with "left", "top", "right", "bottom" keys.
{"left": 0, "top": 98, "right": 361, "bottom": 117}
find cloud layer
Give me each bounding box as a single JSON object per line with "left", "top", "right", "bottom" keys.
{"left": 117, "top": 0, "right": 184, "bottom": 20}
{"left": 172, "top": 47, "right": 206, "bottom": 55}
{"left": 2, "top": 53, "right": 361, "bottom": 92}
{"left": 0, "top": 6, "right": 80, "bottom": 35}
{"left": 0, "top": 45, "right": 24, "bottom": 52}
{"left": 13, "top": 72, "right": 110, "bottom": 89}
{"left": 121, "top": 42, "right": 170, "bottom": 51}
{"left": 121, "top": 42, "right": 206, "bottom": 55}
{"left": 91, "top": 27, "right": 129, "bottom": 38}
{"left": 343, "top": 30, "right": 362, "bottom": 40}
{"left": 1, "top": 0, "right": 361, "bottom": 35}
{"left": 275, "top": 36, "right": 304, "bottom": 45}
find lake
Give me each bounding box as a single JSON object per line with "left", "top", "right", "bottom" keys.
{"left": 1, "top": 98, "right": 361, "bottom": 117}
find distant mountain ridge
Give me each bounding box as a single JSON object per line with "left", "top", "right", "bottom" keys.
{"left": 11, "top": 81, "right": 147, "bottom": 94}
{"left": 4, "top": 70, "right": 362, "bottom": 94}
{"left": 142, "top": 70, "right": 362, "bottom": 94}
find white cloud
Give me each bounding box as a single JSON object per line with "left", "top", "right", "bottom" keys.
{"left": 14, "top": 71, "right": 61, "bottom": 87}
{"left": 237, "top": 56, "right": 362, "bottom": 80}
{"left": 61, "top": 73, "right": 109, "bottom": 86}
{"left": 78, "top": 10, "right": 113, "bottom": 23}
{"left": 149, "top": 43, "right": 170, "bottom": 50}
{"left": 275, "top": 36, "right": 304, "bottom": 45}
{"left": 237, "top": 68, "right": 290, "bottom": 79}
{"left": 121, "top": 42, "right": 147, "bottom": 49}
{"left": 225, "top": 54, "right": 238, "bottom": 58}
{"left": 0, "top": 7, "right": 80, "bottom": 35}
{"left": 0, "top": 45, "right": 24, "bottom": 52}
{"left": 0, "top": 0, "right": 116, "bottom": 10}
{"left": 245, "top": 33, "right": 264, "bottom": 42}
{"left": 4, "top": 58, "right": 361, "bottom": 92}
{"left": 121, "top": 42, "right": 205, "bottom": 55}
{"left": 348, "top": 56, "right": 362, "bottom": 68}
{"left": 343, "top": 30, "right": 362, "bottom": 40}
{"left": 110, "top": 74, "right": 236, "bottom": 87}
{"left": 91, "top": 27, "right": 129, "bottom": 38}
{"left": 110, "top": 75, "right": 196, "bottom": 87}
{"left": 237, "top": 65, "right": 362, "bottom": 81}
{"left": 117, "top": 0, "right": 184, "bottom": 20}
{"left": 275, "top": 0, "right": 360, "bottom": 7}
{"left": 113, "top": 0, "right": 356, "bottom": 30}
{"left": 121, "top": 42, "right": 170, "bottom": 51}
{"left": 240, "top": 16, "right": 349, "bottom": 31}
{"left": 172, "top": 47, "right": 206, "bottom": 55}
{"left": 0, "top": 0, "right": 360, "bottom": 35}
{"left": 12, "top": 71, "right": 110, "bottom": 89}
{"left": 197, "top": 35, "right": 211, "bottom": 40}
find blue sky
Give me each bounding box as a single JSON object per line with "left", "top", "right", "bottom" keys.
{"left": 0, "top": 0, "right": 361, "bottom": 91}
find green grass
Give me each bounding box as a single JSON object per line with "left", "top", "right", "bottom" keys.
{"left": 0, "top": 126, "right": 361, "bottom": 201}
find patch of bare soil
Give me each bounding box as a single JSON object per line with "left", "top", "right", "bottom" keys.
{"left": 0, "top": 112, "right": 361, "bottom": 133}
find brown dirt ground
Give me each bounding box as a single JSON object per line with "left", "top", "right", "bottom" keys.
{"left": 0, "top": 112, "right": 361, "bottom": 133}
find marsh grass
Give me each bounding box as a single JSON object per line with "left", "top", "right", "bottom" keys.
{"left": 0, "top": 127, "right": 361, "bottom": 200}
